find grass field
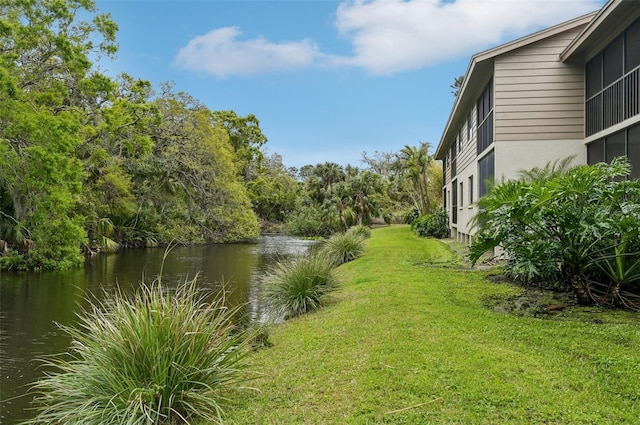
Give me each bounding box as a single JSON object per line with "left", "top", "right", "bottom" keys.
{"left": 225, "top": 225, "right": 640, "bottom": 424}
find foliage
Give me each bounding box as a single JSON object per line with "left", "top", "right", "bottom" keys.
{"left": 0, "top": 0, "right": 263, "bottom": 269}
{"left": 470, "top": 157, "right": 640, "bottom": 304}
{"left": 451, "top": 75, "right": 465, "bottom": 97}
{"left": 320, "top": 231, "right": 366, "bottom": 267}
{"left": 25, "top": 277, "right": 255, "bottom": 425}
{"left": 394, "top": 143, "right": 442, "bottom": 215}
{"left": 287, "top": 163, "right": 389, "bottom": 237}
{"left": 283, "top": 203, "right": 341, "bottom": 238}
{"left": 226, "top": 226, "right": 640, "bottom": 424}
{"left": 346, "top": 225, "right": 371, "bottom": 240}
{"left": 212, "top": 110, "right": 268, "bottom": 182}
{"left": 246, "top": 153, "right": 300, "bottom": 223}
{"left": 403, "top": 206, "right": 420, "bottom": 224}
{"left": 262, "top": 253, "right": 338, "bottom": 320}
{"left": 0, "top": 0, "right": 115, "bottom": 269}
{"left": 411, "top": 209, "right": 449, "bottom": 239}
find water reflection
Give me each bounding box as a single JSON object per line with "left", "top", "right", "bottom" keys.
{"left": 0, "top": 235, "right": 315, "bottom": 424}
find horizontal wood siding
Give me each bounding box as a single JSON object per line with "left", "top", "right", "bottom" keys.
{"left": 458, "top": 105, "right": 477, "bottom": 174}
{"left": 494, "top": 27, "right": 585, "bottom": 141}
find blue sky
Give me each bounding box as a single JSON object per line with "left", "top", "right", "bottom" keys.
{"left": 95, "top": 0, "right": 604, "bottom": 169}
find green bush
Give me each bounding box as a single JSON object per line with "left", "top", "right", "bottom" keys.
{"left": 321, "top": 231, "right": 367, "bottom": 266}
{"left": 470, "top": 157, "right": 640, "bottom": 304}
{"left": 283, "top": 204, "right": 341, "bottom": 238}
{"left": 262, "top": 253, "right": 338, "bottom": 320}
{"left": 411, "top": 210, "right": 449, "bottom": 239}
{"left": 25, "top": 278, "right": 254, "bottom": 425}
{"left": 403, "top": 206, "right": 420, "bottom": 224}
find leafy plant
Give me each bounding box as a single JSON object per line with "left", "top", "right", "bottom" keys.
{"left": 262, "top": 253, "right": 338, "bottom": 320}
{"left": 469, "top": 157, "right": 640, "bottom": 303}
{"left": 25, "top": 277, "right": 255, "bottom": 425}
{"left": 411, "top": 210, "right": 449, "bottom": 239}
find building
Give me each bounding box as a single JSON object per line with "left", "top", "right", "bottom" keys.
{"left": 435, "top": 0, "right": 640, "bottom": 245}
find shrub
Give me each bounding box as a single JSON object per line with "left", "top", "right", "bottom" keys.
{"left": 411, "top": 210, "right": 449, "bottom": 239}
{"left": 283, "top": 204, "right": 340, "bottom": 238}
{"left": 321, "top": 231, "right": 366, "bottom": 266}
{"left": 262, "top": 253, "right": 338, "bottom": 320}
{"left": 470, "top": 157, "right": 640, "bottom": 304}
{"left": 403, "top": 206, "right": 420, "bottom": 224}
{"left": 25, "top": 277, "right": 254, "bottom": 425}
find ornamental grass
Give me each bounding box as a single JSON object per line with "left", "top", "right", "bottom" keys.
{"left": 346, "top": 224, "right": 371, "bottom": 240}
{"left": 320, "top": 231, "right": 366, "bottom": 267}
{"left": 24, "top": 277, "right": 254, "bottom": 425}
{"left": 262, "top": 253, "right": 338, "bottom": 321}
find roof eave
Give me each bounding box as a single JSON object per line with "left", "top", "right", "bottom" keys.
{"left": 435, "top": 12, "right": 597, "bottom": 161}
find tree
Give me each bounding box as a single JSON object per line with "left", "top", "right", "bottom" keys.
{"left": 246, "top": 153, "right": 300, "bottom": 223}
{"left": 0, "top": 0, "right": 118, "bottom": 269}
{"left": 211, "top": 110, "right": 268, "bottom": 181}
{"left": 451, "top": 75, "right": 464, "bottom": 97}
{"left": 147, "top": 90, "right": 260, "bottom": 243}
{"left": 395, "top": 143, "right": 441, "bottom": 215}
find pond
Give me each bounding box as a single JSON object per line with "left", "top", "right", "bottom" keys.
{"left": 0, "top": 235, "right": 316, "bottom": 424}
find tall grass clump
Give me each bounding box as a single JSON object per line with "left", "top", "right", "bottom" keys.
{"left": 320, "top": 231, "right": 366, "bottom": 267}
{"left": 346, "top": 225, "right": 371, "bottom": 240}
{"left": 25, "top": 277, "right": 254, "bottom": 425}
{"left": 262, "top": 253, "right": 338, "bottom": 320}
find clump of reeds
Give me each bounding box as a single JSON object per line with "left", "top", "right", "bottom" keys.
{"left": 25, "top": 276, "right": 254, "bottom": 425}
{"left": 320, "top": 231, "right": 366, "bottom": 267}
{"left": 262, "top": 253, "right": 338, "bottom": 320}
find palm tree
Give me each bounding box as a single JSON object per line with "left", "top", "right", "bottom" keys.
{"left": 396, "top": 142, "right": 434, "bottom": 215}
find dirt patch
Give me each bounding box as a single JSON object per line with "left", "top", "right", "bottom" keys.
{"left": 483, "top": 274, "right": 577, "bottom": 318}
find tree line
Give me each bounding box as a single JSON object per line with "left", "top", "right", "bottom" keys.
{"left": 0, "top": 0, "right": 443, "bottom": 271}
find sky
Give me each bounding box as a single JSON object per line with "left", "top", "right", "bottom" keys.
{"left": 94, "top": 0, "right": 605, "bottom": 170}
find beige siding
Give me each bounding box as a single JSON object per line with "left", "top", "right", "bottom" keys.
{"left": 456, "top": 106, "right": 477, "bottom": 173}
{"left": 494, "top": 27, "right": 585, "bottom": 141}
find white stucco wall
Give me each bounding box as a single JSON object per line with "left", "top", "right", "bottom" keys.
{"left": 494, "top": 139, "right": 587, "bottom": 182}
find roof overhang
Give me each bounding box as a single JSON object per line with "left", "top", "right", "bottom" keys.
{"left": 561, "top": 0, "right": 640, "bottom": 65}
{"left": 435, "top": 12, "right": 597, "bottom": 160}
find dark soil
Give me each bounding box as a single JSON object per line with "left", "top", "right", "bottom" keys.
{"left": 483, "top": 273, "right": 578, "bottom": 318}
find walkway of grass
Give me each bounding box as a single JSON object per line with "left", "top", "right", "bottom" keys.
{"left": 226, "top": 226, "right": 640, "bottom": 424}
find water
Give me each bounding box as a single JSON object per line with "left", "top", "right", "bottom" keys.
{"left": 0, "top": 235, "right": 315, "bottom": 424}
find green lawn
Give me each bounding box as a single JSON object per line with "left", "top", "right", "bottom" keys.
{"left": 225, "top": 226, "right": 640, "bottom": 424}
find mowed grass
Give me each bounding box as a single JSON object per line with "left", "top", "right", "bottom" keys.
{"left": 225, "top": 226, "right": 640, "bottom": 424}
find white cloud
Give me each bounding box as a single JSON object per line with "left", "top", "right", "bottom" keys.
{"left": 334, "top": 0, "right": 602, "bottom": 75}
{"left": 174, "top": 27, "right": 323, "bottom": 77}
{"left": 175, "top": 0, "right": 602, "bottom": 77}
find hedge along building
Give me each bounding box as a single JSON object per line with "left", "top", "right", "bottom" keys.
{"left": 435, "top": 0, "right": 640, "bottom": 246}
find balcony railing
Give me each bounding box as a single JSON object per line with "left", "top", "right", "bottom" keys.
{"left": 586, "top": 67, "right": 639, "bottom": 136}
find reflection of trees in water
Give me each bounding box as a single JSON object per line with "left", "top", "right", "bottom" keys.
{"left": 0, "top": 235, "right": 314, "bottom": 424}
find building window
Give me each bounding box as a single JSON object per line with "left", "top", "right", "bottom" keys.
{"left": 587, "top": 138, "right": 605, "bottom": 164}
{"left": 451, "top": 139, "right": 457, "bottom": 177}
{"left": 467, "top": 113, "right": 472, "bottom": 143}
{"left": 585, "top": 18, "right": 640, "bottom": 136}
{"left": 587, "top": 122, "right": 640, "bottom": 179}
{"left": 443, "top": 156, "right": 447, "bottom": 184}
{"left": 458, "top": 129, "right": 463, "bottom": 152}
{"left": 468, "top": 175, "right": 474, "bottom": 204}
{"left": 477, "top": 79, "right": 494, "bottom": 154}
{"left": 451, "top": 181, "right": 458, "bottom": 224}
{"left": 459, "top": 181, "right": 464, "bottom": 207}
{"left": 443, "top": 187, "right": 447, "bottom": 210}
{"left": 478, "top": 150, "right": 495, "bottom": 198}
